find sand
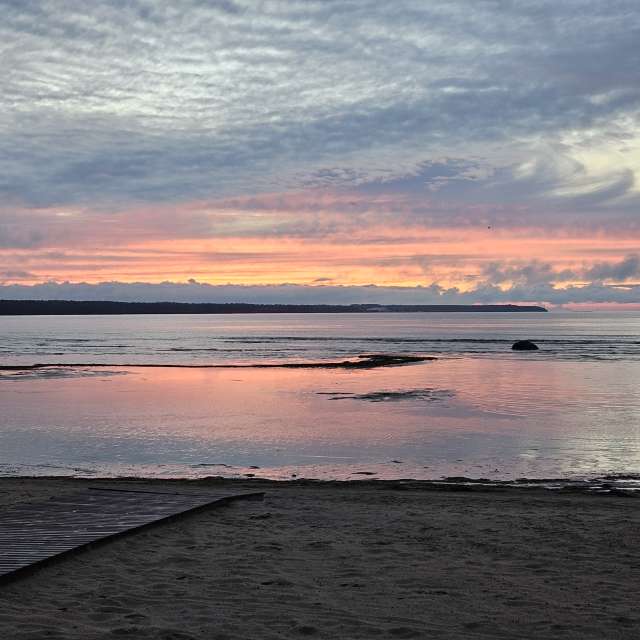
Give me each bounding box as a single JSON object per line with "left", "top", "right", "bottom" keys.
{"left": 0, "top": 478, "right": 638, "bottom": 639}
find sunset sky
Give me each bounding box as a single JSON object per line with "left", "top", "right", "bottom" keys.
{"left": 1, "top": 1, "right": 639, "bottom": 306}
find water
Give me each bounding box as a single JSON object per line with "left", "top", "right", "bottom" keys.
{"left": 1, "top": 312, "right": 639, "bottom": 483}
{"left": 1, "top": 312, "right": 640, "bottom": 366}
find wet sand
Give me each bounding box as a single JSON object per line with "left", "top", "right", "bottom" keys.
{"left": 0, "top": 477, "right": 638, "bottom": 639}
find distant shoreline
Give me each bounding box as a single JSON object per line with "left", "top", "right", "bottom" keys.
{"left": 0, "top": 300, "right": 547, "bottom": 315}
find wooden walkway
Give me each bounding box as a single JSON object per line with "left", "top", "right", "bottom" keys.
{"left": 0, "top": 487, "right": 264, "bottom": 584}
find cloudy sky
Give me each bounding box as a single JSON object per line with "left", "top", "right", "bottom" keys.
{"left": 1, "top": 0, "right": 639, "bottom": 306}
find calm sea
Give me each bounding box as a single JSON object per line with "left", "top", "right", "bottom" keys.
{"left": 1, "top": 312, "right": 639, "bottom": 484}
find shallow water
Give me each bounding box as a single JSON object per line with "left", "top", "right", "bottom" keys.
{"left": 1, "top": 312, "right": 639, "bottom": 482}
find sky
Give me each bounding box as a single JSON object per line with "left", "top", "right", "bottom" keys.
{"left": 1, "top": 0, "right": 640, "bottom": 307}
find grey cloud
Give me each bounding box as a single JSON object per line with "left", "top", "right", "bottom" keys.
{"left": 0, "top": 278, "right": 638, "bottom": 306}
{"left": 0, "top": 269, "right": 35, "bottom": 281}
{"left": 355, "top": 160, "right": 483, "bottom": 195}
{"left": 0, "top": 0, "right": 639, "bottom": 216}
{"left": 471, "top": 281, "right": 640, "bottom": 306}
{"left": 0, "top": 215, "right": 47, "bottom": 248}
{"left": 585, "top": 254, "right": 640, "bottom": 281}
{"left": 481, "top": 261, "right": 577, "bottom": 286}
{"left": 0, "top": 281, "right": 458, "bottom": 305}
{"left": 480, "top": 255, "right": 640, "bottom": 287}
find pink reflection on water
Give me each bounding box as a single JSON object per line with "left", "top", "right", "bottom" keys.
{"left": 0, "top": 359, "right": 639, "bottom": 480}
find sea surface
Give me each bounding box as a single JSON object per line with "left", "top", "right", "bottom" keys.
{"left": 1, "top": 312, "right": 639, "bottom": 485}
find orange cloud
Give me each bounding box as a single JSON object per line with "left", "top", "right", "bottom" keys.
{"left": 1, "top": 192, "right": 639, "bottom": 292}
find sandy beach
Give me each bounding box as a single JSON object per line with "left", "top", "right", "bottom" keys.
{"left": 0, "top": 478, "right": 638, "bottom": 639}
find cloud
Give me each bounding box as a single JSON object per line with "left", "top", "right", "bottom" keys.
{"left": 1, "top": 1, "right": 639, "bottom": 295}
{"left": 1, "top": 277, "right": 638, "bottom": 307}
{"left": 354, "top": 159, "right": 486, "bottom": 195}
{"left": 0, "top": 269, "right": 35, "bottom": 281}
{"left": 481, "top": 261, "right": 577, "bottom": 286}
{"left": 480, "top": 254, "right": 640, "bottom": 288}
{"left": 584, "top": 254, "right": 640, "bottom": 281}
{"left": 0, "top": 281, "right": 456, "bottom": 304}
{"left": 1, "top": 0, "right": 639, "bottom": 214}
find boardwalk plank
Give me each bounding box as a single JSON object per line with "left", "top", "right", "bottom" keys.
{"left": 0, "top": 487, "right": 264, "bottom": 584}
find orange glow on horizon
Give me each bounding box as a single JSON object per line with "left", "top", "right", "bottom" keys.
{"left": 2, "top": 228, "right": 638, "bottom": 288}
{"left": 1, "top": 198, "right": 639, "bottom": 305}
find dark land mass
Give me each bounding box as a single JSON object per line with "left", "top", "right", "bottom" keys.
{"left": 0, "top": 300, "right": 547, "bottom": 315}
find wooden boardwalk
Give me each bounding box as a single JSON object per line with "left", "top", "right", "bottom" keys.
{"left": 0, "top": 487, "right": 264, "bottom": 584}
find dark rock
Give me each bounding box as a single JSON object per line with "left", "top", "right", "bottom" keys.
{"left": 512, "top": 340, "right": 539, "bottom": 351}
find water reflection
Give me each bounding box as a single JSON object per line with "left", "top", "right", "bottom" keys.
{"left": 0, "top": 358, "right": 639, "bottom": 481}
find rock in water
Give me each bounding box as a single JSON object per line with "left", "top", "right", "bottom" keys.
{"left": 512, "top": 340, "right": 539, "bottom": 351}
